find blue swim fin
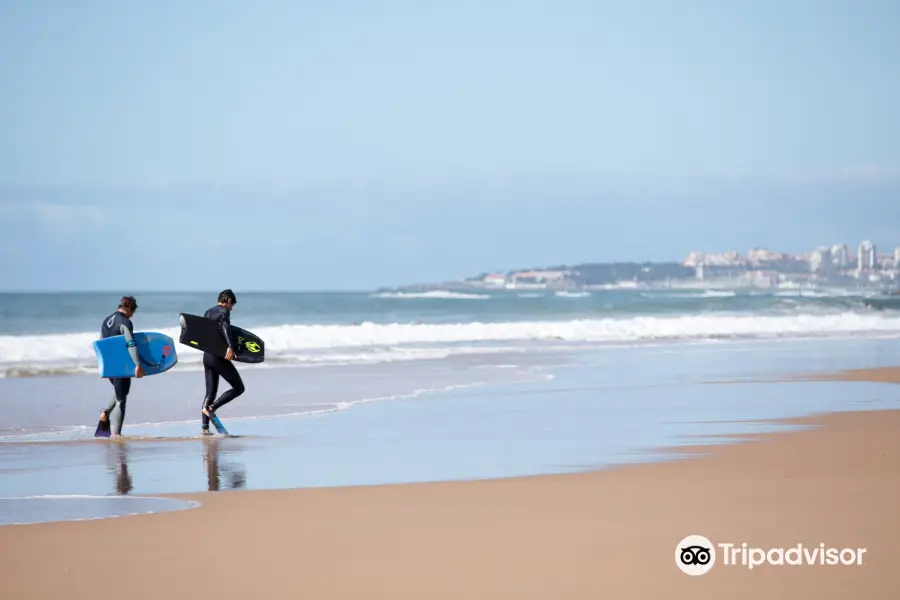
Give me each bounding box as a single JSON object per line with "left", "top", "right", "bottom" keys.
{"left": 210, "top": 414, "right": 229, "bottom": 436}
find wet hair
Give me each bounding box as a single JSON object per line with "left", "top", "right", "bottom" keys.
{"left": 217, "top": 289, "right": 237, "bottom": 305}
{"left": 118, "top": 295, "right": 138, "bottom": 312}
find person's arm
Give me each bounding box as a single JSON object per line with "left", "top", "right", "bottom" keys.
{"left": 218, "top": 312, "right": 238, "bottom": 354}
{"left": 120, "top": 322, "right": 146, "bottom": 376}
{"left": 120, "top": 324, "right": 140, "bottom": 367}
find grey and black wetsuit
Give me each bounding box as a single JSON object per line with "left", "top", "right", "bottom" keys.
{"left": 101, "top": 310, "right": 140, "bottom": 435}
{"left": 201, "top": 305, "right": 245, "bottom": 430}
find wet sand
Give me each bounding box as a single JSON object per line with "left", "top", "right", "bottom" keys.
{"left": 1, "top": 365, "right": 899, "bottom": 599}
{"left": 805, "top": 365, "right": 900, "bottom": 383}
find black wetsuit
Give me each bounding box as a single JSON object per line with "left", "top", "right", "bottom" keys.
{"left": 201, "top": 304, "right": 245, "bottom": 430}
{"left": 101, "top": 310, "right": 138, "bottom": 434}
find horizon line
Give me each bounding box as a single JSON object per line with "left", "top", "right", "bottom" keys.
{"left": 0, "top": 289, "right": 380, "bottom": 295}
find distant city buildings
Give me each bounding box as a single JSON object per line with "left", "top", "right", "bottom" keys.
{"left": 477, "top": 270, "right": 571, "bottom": 290}
{"left": 857, "top": 240, "right": 876, "bottom": 270}
{"left": 679, "top": 240, "right": 900, "bottom": 289}
{"left": 747, "top": 248, "right": 789, "bottom": 264}
{"left": 391, "top": 240, "right": 900, "bottom": 294}
{"left": 481, "top": 273, "right": 507, "bottom": 288}
{"left": 683, "top": 250, "right": 747, "bottom": 267}
{"left": 810, "top": 246, "right": 831, "bottom": 273}
{"left": 832, "top": 244, "right": 850, "bottom": 268}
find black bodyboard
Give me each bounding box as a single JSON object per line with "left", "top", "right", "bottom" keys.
{"left": 178, "top": 313, "right": 265, "bottom": 363}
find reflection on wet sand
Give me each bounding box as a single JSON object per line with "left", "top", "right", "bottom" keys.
{"left": 103, "top": 438, "right": 248, "bottom": 494}
{"left": 203, "top": 438, "right": 247, "bottom": 491}
{"left": 105, "top": 443, "right": 133, "bottom": 495}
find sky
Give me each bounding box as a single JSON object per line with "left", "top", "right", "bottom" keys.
{"left": 1, "top": 0, "right": 898, "bottom": 291}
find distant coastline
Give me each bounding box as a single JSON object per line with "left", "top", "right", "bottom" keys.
{"left": 383, "top": 244, "right": 900, "bottom": 296}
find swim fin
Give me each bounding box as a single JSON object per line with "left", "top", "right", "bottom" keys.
{"left": 210, "top": 414, "right": 229, "bottom": 436}
{"left": 95, "top": 418, "right": 111, "bottom": 438}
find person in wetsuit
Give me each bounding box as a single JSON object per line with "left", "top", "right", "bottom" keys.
{"left": 200, "top": 289, "right": 245, "bottom": 435}
{"left": 99, "top": 295, "right": 144, "bottom": 437}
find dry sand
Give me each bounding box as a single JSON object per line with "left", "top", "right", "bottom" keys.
{"left": 2, "top": 366, "right": 899, "bottom": 599}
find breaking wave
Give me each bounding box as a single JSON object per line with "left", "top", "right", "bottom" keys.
{"left": 2, "top": 311, "right": 900, "bottom": 378}
{"left": 371, "top": 291, "right": 491, "bottom": 299}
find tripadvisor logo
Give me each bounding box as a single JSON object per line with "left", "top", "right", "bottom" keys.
{"left": 677, "top": 535, "right": 716, "bottom": 576}
{"left": 675, "top": 535, "right": 867, "bottom": 575}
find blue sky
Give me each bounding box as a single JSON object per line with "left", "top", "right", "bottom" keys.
{"left": 1, "top": 0, "right": 898, "bottom": 291}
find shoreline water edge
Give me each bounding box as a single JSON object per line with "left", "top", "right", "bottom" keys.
{"left": 1, "top": 291, "right": 899, "bottom": 597}
{"left": 0, "top": 365, "right": 898, "bottom": 599}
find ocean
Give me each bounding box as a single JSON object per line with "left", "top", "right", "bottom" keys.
{"left": 1, "top": 288, "right": 898, "bottom": 379}
{"left": 3, "top": 288, "right": 900, "bottom": 523}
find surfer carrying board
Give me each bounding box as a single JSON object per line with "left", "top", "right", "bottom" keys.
{"left": 98, "top": 295, "right": 144, "bottom": 437}
{"left": 199, "top": 289, "right": 246, "bottom": 435}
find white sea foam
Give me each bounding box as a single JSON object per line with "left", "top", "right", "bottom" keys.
{"left": 555, "top": 291, "right": 591, "bottom": 298}
{"left": 0, "top": 495, "right": 201, "bottom": 526}
{"left": 2, "top": 311, "right": 900, "bottom": 378}
{"left": 642, "top": 290, "right": 737, "bottom": 298}
{"left": 372, "top": 291, "right": 491, "bottom": 299}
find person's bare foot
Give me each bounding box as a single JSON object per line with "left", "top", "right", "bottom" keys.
{"left": 99, "top": 410, "right": 108, "bottom": 422}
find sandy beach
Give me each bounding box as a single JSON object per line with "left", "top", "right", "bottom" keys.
{"left": 1, "top": 365, "right": 898, "bottom": 599}
{"left": 3, "top": 0, "right": 898, "bottom": 594}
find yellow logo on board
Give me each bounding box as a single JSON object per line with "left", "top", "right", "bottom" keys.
{"left": 244, "top": 341, "right": 261, "bottom": 353}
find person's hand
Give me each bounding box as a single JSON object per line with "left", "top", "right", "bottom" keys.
{"left": 225, "top": 347, "right": 235, "bottom": 361}
{"left": 135, "top": 364, "right": 145, "bottom": 378}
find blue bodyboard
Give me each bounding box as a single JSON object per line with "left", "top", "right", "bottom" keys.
{"left": 92, "top": 332, "right": 179, "bottom": 378}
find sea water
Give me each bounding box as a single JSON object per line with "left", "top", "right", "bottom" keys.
{"left": 1, "top": 289, "right": 899, "bottom": 379}
{"left": 1, "top": 289, "right": 899, "bottom": 523}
